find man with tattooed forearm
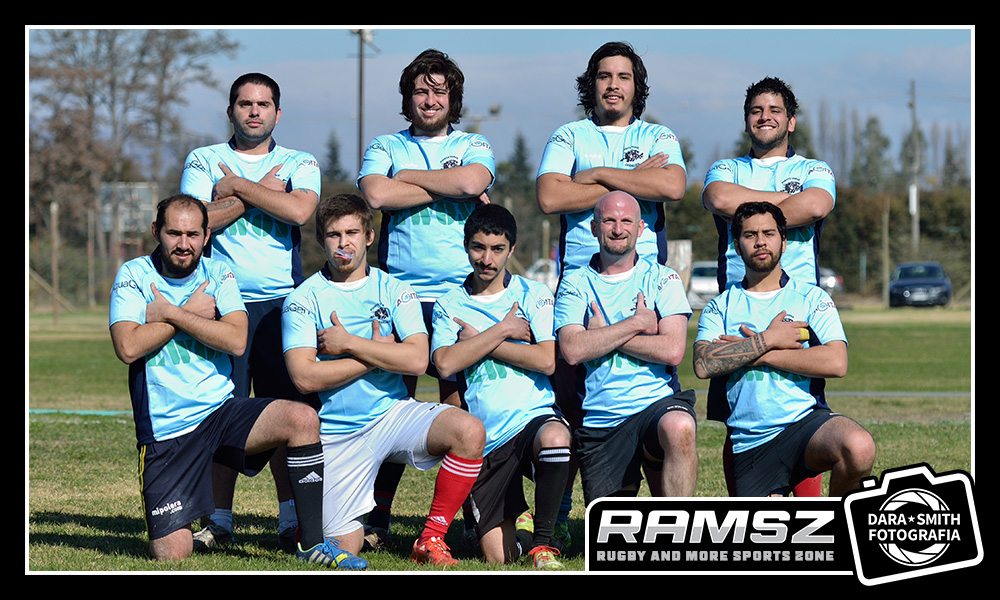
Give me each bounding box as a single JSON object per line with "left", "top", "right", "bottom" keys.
{"left": 693, "top": 202, "right": 875, "bottom": 498}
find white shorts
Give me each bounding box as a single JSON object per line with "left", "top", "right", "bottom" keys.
{"left": 320, "top": 399, "right": 453, "bottom": 537}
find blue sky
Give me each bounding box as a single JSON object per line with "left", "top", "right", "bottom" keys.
{"left": 31, "top": 26, "right": 975, "bottom": 184}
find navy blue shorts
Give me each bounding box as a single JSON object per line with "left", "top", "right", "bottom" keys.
{"left": 731, "top": 407, "right": 834, "bottom": 497}
{"left": 138, "top": 397, "right": 275, "bottom": 540}
{"left": 576, "top": 391, "right": 697, "bottom": 505}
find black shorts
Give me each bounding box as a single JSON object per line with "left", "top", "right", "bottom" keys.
{"left": 138, "top": 397, "right": 276, "bottom": 540}
{"left": 576, "top": 391, "right": 697, "bottom": 505}
{"left": 469, "top": 414, "right": 569, "bottom": 537}
{"left": 234, "top": 297, "right": 319, "bottom": 408}
{"left": 731, "top": 407, "right": 834, "bottom": 497}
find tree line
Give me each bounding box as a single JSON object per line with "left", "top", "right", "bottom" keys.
{"left": 28, "top": 29, "right": 971, "bottom": 309}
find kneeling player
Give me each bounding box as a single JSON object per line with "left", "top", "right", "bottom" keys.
{"left": 693, "top": 201, "right": 875, "bottom": 496}
{"left": 109, "top": 195, "right": 342, "bottom": 567}
{"left": 431, "top": 204, "right": 571, "bottom": 570}
{"left": 281, "top": 194, "right": 485, "bottom": 567}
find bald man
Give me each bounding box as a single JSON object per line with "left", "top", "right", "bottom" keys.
{"left": 553, "top": 191, "right": 698, "bottom": 504}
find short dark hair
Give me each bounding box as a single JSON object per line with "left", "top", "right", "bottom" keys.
{"left": 154, "top": 194, "right": 208, "bottom": 233}
{"left": 731, "top": 201, "right": 788, "bottom": 241}
{"left": 314, "top": 194, "right": 374, "bottom": 245}
{"left": 464, "top": 203, "right": 517, "bottom": 248}
{"left": 576, "top": 41, "right": 649, "bottom": 119}
{"left": 743, "top": 76, "right": 797, "bottom": 120}
{"left": 399, "top": 49, "right": 464, "bottom": 124}
{"left": 229, "top": 72, "right": 281, "bottom": 109}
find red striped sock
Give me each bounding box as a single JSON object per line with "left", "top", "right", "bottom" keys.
{"left": 419, "top": 453, "right": 482, "bottom": 544}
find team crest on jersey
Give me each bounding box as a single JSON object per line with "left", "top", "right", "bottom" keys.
{"left": 781, "top": 178, "right": 804, "bottom": 194}
{"left": 370, "top": 304, "right": 391, "bottom": 322}
{"left": 440, "top": 156, "right": 461, "bottom": 169}
{"left": 623, "top": 146, "right": 645, "bottom": 164}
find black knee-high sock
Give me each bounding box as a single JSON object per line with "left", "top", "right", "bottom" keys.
{"left": 286, "top": 442, "right": 325, "bottom": 549}
{"left": 532, "top": 446, "right": 572, "bottom": 548}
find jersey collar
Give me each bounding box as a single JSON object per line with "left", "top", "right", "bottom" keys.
{"left": 462, "top": 270, "right": 512, "bottom": 294}
{"left": 227, "top": 136, "right": 277, "bottom": 153}
{"left": 740, "top": 269, "right": 791, "bottom": 289}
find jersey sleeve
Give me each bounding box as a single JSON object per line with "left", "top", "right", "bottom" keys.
{"left": 803, "top": 159, "right": 837, "bottom": 204}
{"left": 109, "top": 262, "right": 148, "bottom": 327}
{"left": 651, "top": 265, "right": 692, "bottom": 319}
{"left": 695, "top": 297, "right": 726, "bottom": 344}
{"left": 536, "top": 123, "right": 576, "bottom": 178}
{"left": 389, "top": 281, "right": 427, "bottom": 341}
{"left": 212, "top": 264, "right": 246, "bottom": 317}
{"left": 807, "top": 291, "right": 847, "bottom": 346}
{"left": 429, "top": 297, "right": 461, "bottom": 357}
{"left": 357, "top": 135, "right": 393, "bottom": 186}
{"left": 464, "top": 134, "right": 497, "bottom": 186}
{"left": 285, "top": 151, "right": 322, "bottom": 196}
{"left": 553, "top": 273, "right": 588, "bottom": 332}
{"left": 527, "top": 285, "right": 556, "bottom": 343}
{"left": 650, "top": 125, "right": 687, "bottom": 172}
{"left": 281, "top": 290, "right": 320, "bottom": 354}
{"left": 179, "top": 147, "right": 217, "bottom": 202}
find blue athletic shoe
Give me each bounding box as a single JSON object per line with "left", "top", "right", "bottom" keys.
{"left": 297, "top": 537, "right": 369, "bottom": 570}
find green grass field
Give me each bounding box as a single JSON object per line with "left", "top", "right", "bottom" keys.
{"left": 26, "top": 306, "right": 973, "bottom": 572}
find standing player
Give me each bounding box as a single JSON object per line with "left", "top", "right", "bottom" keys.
{"left": 553, "top": 191, "right": 698, "bottom": 505}
{"left": 536, "top": 41, "right": 687, "bottom": 535}
{"left": 702, "top": 76, "right": 836, "bottom": 497}
{"left": 430, "top": 204, "right": 572, "bottom": 570}
{"left": 109, "top": 195, "right": 352, "bottom": 568}
{"left": 179, "top": 72, "right": 321, "bottom": 551}
{"left": 536, "top": 40, "right": 687, "bottom": 274}
{"left": 281, "top": 194, "right": 486, "bottom": 567}
{"left": 693, "top": 202, "right": 875, "bottom": 497}
{"left": 357, "top": 48, "right": 496, "bottom": 542}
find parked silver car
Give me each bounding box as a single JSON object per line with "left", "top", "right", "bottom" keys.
{"left": 818, "top": 267, "right": 844, "bottom": 298}
{"left": 687, "top": 261, "right": 719, "bottom": 310}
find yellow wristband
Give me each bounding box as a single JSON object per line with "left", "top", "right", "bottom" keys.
{"left": 798, "top": 327, "right": 810, "bottom": 341}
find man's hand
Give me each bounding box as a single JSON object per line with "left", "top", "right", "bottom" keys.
{"left": 182, "top": 281, "right": 217, "bottom": 320}
{"left": 316, "top": 311, "right": 355, "bottom": 356}
{"left": 632, "top": 292, "right": 659, "bottom": 335}
{"left": 760, "top": 311, "right": 809, "bottom": 351}
{"left": 256, "top": 164, "right": 286, "bottom": 192}
{"left": 145, "top": 283, "right": 176, "bottom": 324}
{"left": 497, "top": 302, "right": 532, "bottom": 342}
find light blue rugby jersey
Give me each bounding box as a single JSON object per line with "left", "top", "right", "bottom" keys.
{"left": 281, "top": 266, "right": 427, "bottom": 436}
{"left": 695, "top": 275, "right": 846, "bottom": 454}
{"left": 431, "top": 273, "right": 557, "bottom": 456}
{"left": 703, "top": 150, "right": 836, "bottom": 290}
{"left": 553, "top": 256, "right": 692, "bottom": 429}
{"left": 109, "top": 251, "right": 247, "bottom": 445}
{"left": 536, "top": 118, "right": 686, "bottom": 275}
{"left": 180, "top": 138, "right": 321, "bottom": 302}
{"left": 357, "top": 127, "right": 496, "bottom": 300}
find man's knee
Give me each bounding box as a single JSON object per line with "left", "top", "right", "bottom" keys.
{"left": 658, "top": 411, "right": 697, "bottom": 451}
{"left": 149, "top": 527, "right": 194, "bottom": 561}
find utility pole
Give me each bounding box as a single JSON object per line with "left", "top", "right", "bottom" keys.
{"left": 352, "top": 29, "right": 380, "bottom": 175}
{"left": 908, "top": 79, "right": 920, "bottom": 253}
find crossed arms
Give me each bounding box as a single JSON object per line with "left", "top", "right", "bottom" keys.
{"left": 284, "top": 313, "right": 429, "bottom": 395}
{"left": 692, "top": 311, "right": 847, "bottom": 380}
{"left": 537, "top": 154, "right": 686, "bottom": 215}
{"left": 557, "top": 292, "right": 687, "bottom": 368}
{"left": 360, "top": 163, "right": 494, "bottom": 210}
{"left": 432, "top": 302, "right": 557, "bottom": 379}
{"left": 110, "top": 281, "right": 248, "bottom": 364}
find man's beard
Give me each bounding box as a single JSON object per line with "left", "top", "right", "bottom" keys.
{"left": 163, "top": 250, "right": 201, "bottom": 278}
